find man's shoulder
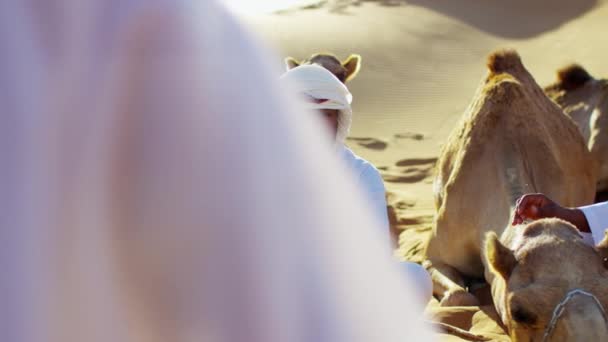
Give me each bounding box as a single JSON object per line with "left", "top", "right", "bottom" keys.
{"left": 342, "top": 146, "right": 383, "bottom": 181}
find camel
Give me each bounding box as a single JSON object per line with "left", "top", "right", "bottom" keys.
{"left": 284, "top": 53, "right": 361, "bottom": 83}
{"left": 484, "top": 219, "right": 608, "bottom": 341}
{"left": 424, "top": 49, "right": 596, "bottom": 308}
{"left": 544, "top": 65, "right": 608, "bottom": 194}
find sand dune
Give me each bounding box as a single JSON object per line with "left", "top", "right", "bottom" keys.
{"left": 244, "top": 1, "right": 608, "bottom": 339}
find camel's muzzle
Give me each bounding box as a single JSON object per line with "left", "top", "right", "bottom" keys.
{"left": 542, "top": 289, "right": 608, "bottom": 341}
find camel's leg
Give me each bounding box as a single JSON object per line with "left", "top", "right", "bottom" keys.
{"left": 423, "top": 260, "right": 466, "bottom": 296}
{"left": 423, "top": 260, "right": 479, "bottom": 307}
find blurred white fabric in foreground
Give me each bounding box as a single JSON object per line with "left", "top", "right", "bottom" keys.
{"left": 0, "top": 0, "right": 434, "bottom": 341}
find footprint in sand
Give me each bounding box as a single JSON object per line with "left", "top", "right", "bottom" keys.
{"left": 347, "top": 137, "right": 388, "bottom": 150}
{"left": 382, "top": 169, "right": 429, "bottom": 183}
{"left": 397, "top": 215, "right": 433, "bottom": 227}
{"left": 394, "top": 132, "right": 426, "bottom": 141}
{"left": 381, "top": 157, "right": 438, "bottom": 183}
{"left": 395, "top": 157, "right": 438, "bottom": 167}
{"left": 386, "top": 190, "right": 417, "bottom": 209}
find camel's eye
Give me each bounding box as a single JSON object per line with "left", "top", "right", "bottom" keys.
{"left": 511, "top": 306, "right": 537, "bottom": 325}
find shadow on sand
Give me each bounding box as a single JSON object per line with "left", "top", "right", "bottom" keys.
{"left": 295, "top": 0, "right": 599, "bottom": 39}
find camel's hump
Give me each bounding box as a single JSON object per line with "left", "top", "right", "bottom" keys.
{"left": 556, "top": 64, "right": 593, "bottom": 90}
{"left": 487, "top": 49, "right": 522, "bottom": 74}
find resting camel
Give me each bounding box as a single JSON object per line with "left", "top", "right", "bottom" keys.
{"left": 284, "top": 53, "right": 361, "bottom": 83}
{"left": 424, "top": 49, "right": 608, "bottom": 339}
{"left": 425, "top": 51, "right": 608, "bottom": 341}
{"left": 545, "top": 65, "right": 608, "bottom": 194}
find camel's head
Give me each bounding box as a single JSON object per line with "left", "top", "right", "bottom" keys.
{"left": 484, "top": 219, "right": 608, "bottom": 341}
{"left": 545, "top": 64, "right": 608, "bottom": 192}
{"left": 284, "top": 53, "right": 361, "bottom": 83}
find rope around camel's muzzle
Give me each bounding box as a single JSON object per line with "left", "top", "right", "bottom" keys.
{"left": 542, "top": 289, "right": 607, "bottom": 342}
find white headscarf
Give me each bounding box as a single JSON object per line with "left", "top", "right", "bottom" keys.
{"left": 0, "top": 0, "right": 433, "bottom": 341}
{"left": 281, "top": 64, "right": 353, "bottom": 144}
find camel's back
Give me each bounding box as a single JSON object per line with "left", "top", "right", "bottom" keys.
{"left": 545, "top": 66, "right": 608, "bottom": 192}
{"left": 427, "top": 50, "right": 596, "bottom": 278}
{"left": 544, "top": 65, "right": 605, "bottom": 142}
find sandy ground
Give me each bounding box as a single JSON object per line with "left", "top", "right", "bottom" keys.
{"left": 240, "top": 1, "right": 608, "bottom": 339}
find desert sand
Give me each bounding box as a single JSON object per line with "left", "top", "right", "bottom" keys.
{"left": 238, "top": 1, "right": 608, "bottom": 339}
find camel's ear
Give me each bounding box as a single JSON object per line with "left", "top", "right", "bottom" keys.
{"left": 556, "top": 64, "right": 592, "bottom": 91}
{"left": 284, "top": 57, "right": 300, "bottom": 71}
{"left": 342, "top": 54, "right": 361, "bottom": 82}
{"left": 596, "top": 231, "right": 608, "bottom": 268}
{"left": 485, "top": 232, "right": 517, "bottom": 279}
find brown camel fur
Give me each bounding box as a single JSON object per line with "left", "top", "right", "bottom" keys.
{"left": 545, "top": 64, "right": 608, "bottom": 193}
{"left": 484, "top": 219, "right": 608, "bottom": 341}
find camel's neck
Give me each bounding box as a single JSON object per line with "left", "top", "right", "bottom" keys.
{"left": 505, "top": 166, "right": 525, "bottom": 207}
{"left": 502, "top": 143, "right": 529, "bottom": 209}
{"left": 499, "top": 141, "right": 536, "bottom": 248}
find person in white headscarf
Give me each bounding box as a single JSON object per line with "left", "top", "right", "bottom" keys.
{"left": 280, "top": 65, "right": 388, "bottom": 237}
{"left": 0, "top": 0, "right": 434, "bottom": 341}
{"left": 280, "top": 64, "right": 433, "bottom": 303}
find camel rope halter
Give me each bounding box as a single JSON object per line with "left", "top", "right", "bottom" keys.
{"left": 542, "top": 289, "right": 607, "bottom": 342}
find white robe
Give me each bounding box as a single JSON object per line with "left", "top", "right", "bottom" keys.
{"left": 0, "top": 0, "right": 434, "bottom": 341}
{"left": 342, "top": 146, "right": 433, "bottom": 301}
{"left": 580, "top": 202, "right": 608, "bottom": 244}
{"left": 341, "top": 146, "right": 390, "bottom": 236}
